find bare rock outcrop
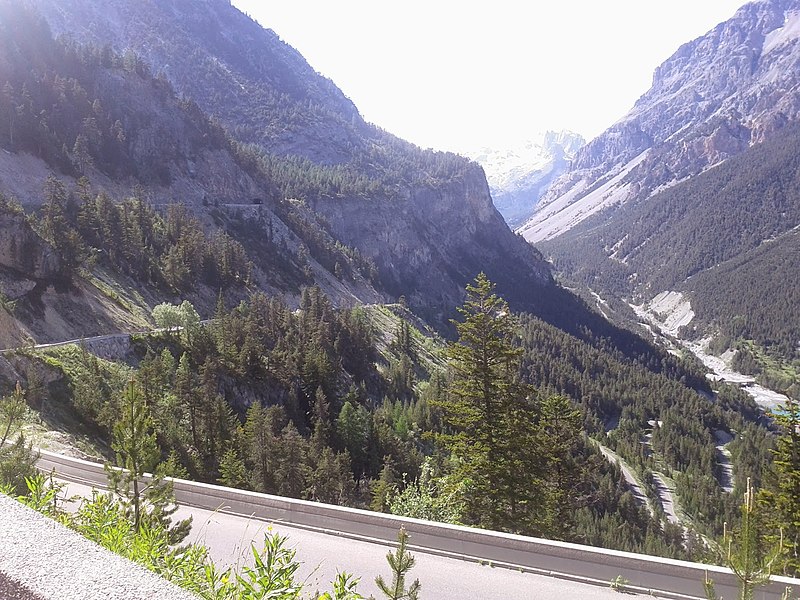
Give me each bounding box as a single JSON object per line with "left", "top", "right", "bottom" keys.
{"left": 0, "top": 213, "right": 59, "bottom": 279}
{"left": 521, "top": 0, "right": 800, "bottom": 242}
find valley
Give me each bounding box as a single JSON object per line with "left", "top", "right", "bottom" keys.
{"left": 632, "top": 291, "right": 789, "bottom": 410}
{"left": 0, "top": 0, "right": 799, "bottom": 597}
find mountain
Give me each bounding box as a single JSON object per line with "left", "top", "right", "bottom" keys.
{"left": 6, "top": 0, "right": 558, "bottom": 328}
{"left": 535, "top": 0, "right": 800, "bottom": 370}
{"left": 519, "top": 0, "right": 800, "bottom": 243}
{"left": 543, "top": 121, "right": 800, "bottom": 359}
{"left": 466, "top": 131, "right": 584, "bottom": 228}
{"left": 0, "top": 0, "right": 775, "bottom": 556}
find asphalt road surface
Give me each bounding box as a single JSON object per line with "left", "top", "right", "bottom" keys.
{"left": 180, "top": 504, "right": 644, "bottom": 599}
{"left": 61, "top": 482, "right": 641, "bottom": 599}
{"left": 0, "top": 571, "right": 45, "bottom": 600}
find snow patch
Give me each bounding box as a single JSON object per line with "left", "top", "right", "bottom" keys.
{"left": 465, "top": 131, "right": 584, "bottom": 195}
{"left": 763, "top": 10, "right": 800, "bottom": 55}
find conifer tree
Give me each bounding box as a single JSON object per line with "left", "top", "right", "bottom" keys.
{"left": 375, "top": 528, "right": 421, "bottom": 600}
{"left": 107, "top": 379, "right": 190, "bottom": 543}
{"left": 370, "top": 456, "right": 397, "bottom": 512}
{"left": 435, "top": 273, "right": 544, "bottom": 533}
{"left": 0, "top": 382, "right": 36, "bottom": 494}
{"left": 218, "top": 446, "right": 248, "bottom": 489}
{"left": 310, "top": 386, "right": 332, "bottom": 458}
{"left": 705, "top": 479, "right": 783, "bottom": 600}
{"left": 760, "top": 399, "right": 800, "bottom": 574}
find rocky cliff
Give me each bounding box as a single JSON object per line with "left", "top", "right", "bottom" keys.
{"left": 520, "top": 0, "right": 800, "bottom": 242}
{"left": 0, "top": 213, "right": 59, "bottom": 279}
{"left": 312, "top": 162, "right": 551, "bottom": 317}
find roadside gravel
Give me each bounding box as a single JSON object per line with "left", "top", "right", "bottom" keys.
{"left": 0, "top": 494, "right": 198, "bottom": 600}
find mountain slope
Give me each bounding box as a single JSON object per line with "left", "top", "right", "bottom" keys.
{"left": 18, "top": 0, "right": 557, "bottom": 322}
{"left": 543, "top": 114, "right": 800, "bottom": 361}
{"left": 466, "top": 131, "right": 584, "bottom": 228}
{"left": 0, "top": 4, "right": 392, "bottom": 342}
{"left": 0, "top": 2, "right": 776, "bottom": 552}
{"left": 520, "top": 0, "right": 800, "bottom": 243}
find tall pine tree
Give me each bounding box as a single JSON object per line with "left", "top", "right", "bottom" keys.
{"left": 760, "top": 398, "right": 800, "bottom": 574}
{"left": 435, "top": 273, "right": 546, "bottom": 534}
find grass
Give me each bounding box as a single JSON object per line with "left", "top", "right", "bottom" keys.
{"left": 364, "top": 304, "right": 447, "bottom": 372}
{"left": 737, "top": 339, "right": 799, "bottom": 393}
{"left": 85, "top": 267, "right": 153, "bottom": 328}
{"left": 9, "top": 344, "right": 129, "bottom": 459}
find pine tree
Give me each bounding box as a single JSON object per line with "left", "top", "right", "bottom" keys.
{"left": 275, "top": 422, "right": 310, "bottom": 499}
{"left": 0, "top": 382, "right": 27, "bottom": 448}
{"left": 370, "top": 456, "right": 397, "bottom": 512}
{"left": 705, "top": 479, "right": 783, "bottom": 600}
{"left": 375, "top": 527, "right": 420, "bottom": 600}
{"left": 435, "top": 273, "right": 544, "bottom": 533}
{"left": 107, "top": 379, "right": 190, "bottom": 543}
{"left": 760, "top": 399, "right": 800, "bottom": 574}
{"left": 310, "top": 386, "right": 332, "bottom": 458}
{"left": 0, "top": 382, "right": 36, "bottom": 494}
{"left": 218, "top": 446, "right": 248, "bottom": 489}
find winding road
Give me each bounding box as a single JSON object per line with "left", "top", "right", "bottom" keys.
{"left": 594, "top": 441, "right": 655, "bottom": 517}
{"left": 56, "top": 479, "right": 643, "bottom": 600}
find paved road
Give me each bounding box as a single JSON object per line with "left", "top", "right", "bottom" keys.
{"left": 595, "top": 441, "right": 654, "bottom": 517}
{"left": 0, "top": 332, "right": 132, "bottom": 354}
{"left": 60, "top": 482, "right": 640, "bottom": 600}
{"left": 0, "top": 571, "right": 45, "bottom": 600}
{"left": 714, "top": 430, "right": 734, "bottom": 493}
{"left": 652, "top": 473, "right": 679, "bottom": 525}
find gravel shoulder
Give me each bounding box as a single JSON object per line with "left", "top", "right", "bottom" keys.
{"left": 0, "top": 494, "right": 198, "bottom": 600}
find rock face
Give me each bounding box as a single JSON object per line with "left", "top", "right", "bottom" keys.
{"left": 466, "top": 131, "right": 585, "bottom": 228}
{"left": 0, "top": 213, "right": 59, "bottom": 279}
{"left": 520, "top": 0, "right": 800, "bottom": 242}
{"left": 313, "top": 162, "right": 552, "bottom": 316}
{"left": 26, "top": 0, "right": 365, "bottom": 164}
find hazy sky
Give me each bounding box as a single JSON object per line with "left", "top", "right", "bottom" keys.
{"left": 232, "top": 1, "right": 750, "bottom": 152}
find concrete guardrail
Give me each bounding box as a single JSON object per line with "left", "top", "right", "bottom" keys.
{"left": 36, "top": 449, "right": 800, "bottom": 600}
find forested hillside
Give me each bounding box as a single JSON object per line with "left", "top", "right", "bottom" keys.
{"left": 543, "top": 121, "right": 800, "bottom": 363}
{"left": 14, "top": 0, "right": 558, "bottom": 322}
{"left": 0, "top": 0, "right": 783, "bottom": 567}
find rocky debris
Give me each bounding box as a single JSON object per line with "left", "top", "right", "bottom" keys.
{"left": 522, "top": 0, "right": 800, "bottom": 242}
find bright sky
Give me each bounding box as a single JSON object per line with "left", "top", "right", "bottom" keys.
{"left": 232, "top": 1, "right": 750, "bottom": 152}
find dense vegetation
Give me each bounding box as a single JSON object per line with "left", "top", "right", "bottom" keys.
{"left": 24, "top": 178, "right": 252, "bottom": 290}
{"left": 3, "top": 273, "right": 767, "bottom": 558}
{"left": 516, "top": 311, "right": 772, "bottom": 541}
{"left": 6, "top": 475, "right": 415, "bottom": 600}
{"left": 0, "top": 0, "right": 787, "bottom": 573}
{"left": 0, "top": 9, "right": 517, "bottom": 319}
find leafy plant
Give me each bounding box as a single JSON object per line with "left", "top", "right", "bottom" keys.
{"left": 317, "top": 573, "right": 365, "bottom": 600}
{"left": 610, "top": 574, "right": 629, "bottom": 592}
